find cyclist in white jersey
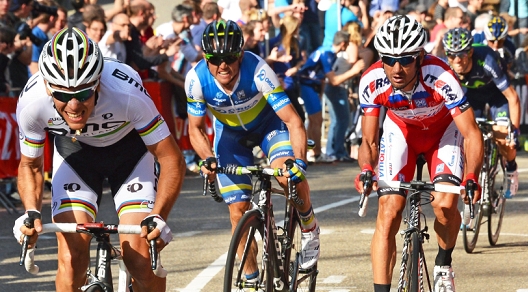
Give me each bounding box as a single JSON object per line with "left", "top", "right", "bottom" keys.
{"left": 12, "top": 27, "right": 186, "bottom": 292}
{"left": 186, "top": 20, "right": 320, "bottom": 280}
{"left": 354, "top": 16, "right": 483, "bottom": 292}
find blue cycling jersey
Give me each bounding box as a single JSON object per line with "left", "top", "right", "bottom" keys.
{"left": 186, "top": 52, "right": 291, "bottom": 132}
{"left": 297, "top": 46, "right": 336, "bottom": 85}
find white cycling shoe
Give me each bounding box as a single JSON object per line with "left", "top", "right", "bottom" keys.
{"left": 504, "top": 170, "right": 518, "bottom": 199}
{"left": 434, "top": 265, "right": 455, "bottom": 292}
{"left": 300, "top": 225, "right": 320, "bottom": 270}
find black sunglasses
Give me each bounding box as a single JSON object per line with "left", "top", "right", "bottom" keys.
{"left": 381, "top": 54, "right": 418, "bottom": 66}
{"left": 446, "top": 51, "right": 469, "bottom": 59}
{"left": 47, "top": 82, "right": 98, "bottom": 103}
{"left": 206, "top": 54, "right": 240, "bottom": 66}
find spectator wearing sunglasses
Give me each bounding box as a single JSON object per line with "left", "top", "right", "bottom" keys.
{"left": 13, "top": 27, "right": 186, "bottom": 292}
{"left": 443, "top": 27, "right": 520, "bottom": 199}
{"left": 186, "top": 20, "right": 321, "bottom": 276}
{"left": 356, "top": 16, "right": 483, "bottom": 292}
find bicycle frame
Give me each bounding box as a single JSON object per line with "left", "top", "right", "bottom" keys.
{"left": 212, "top": 165, "right": 317, "bottom": 292}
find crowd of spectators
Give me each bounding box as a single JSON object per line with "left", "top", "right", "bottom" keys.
{"left": 1, "top": 0, "right": 528, "bottom": 196}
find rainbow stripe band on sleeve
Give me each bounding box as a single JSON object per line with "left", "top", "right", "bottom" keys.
{"left": 137, "top": 115, "right": 165, "bottom": 137}
{"left": 23, "top": 137, "right": 45, "bottom": 149}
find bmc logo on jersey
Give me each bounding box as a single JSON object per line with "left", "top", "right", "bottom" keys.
{"left": 112, "top": 69, "right": 151, "bottom": 98}
{"left": 423, "top": 74, "right": 457, "bottom": 101}
{"left": 257, "top": 69, "right": 276, "bottom": 90}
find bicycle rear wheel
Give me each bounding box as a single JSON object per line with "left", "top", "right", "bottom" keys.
{"left": 224, "top": 209, "right": 273, "bottom": 292}
{"left": 488, "top": 188, "right": 506, "bottom": 246}
{"left": 284, "top": 209, "right": 317, "bottom": 292}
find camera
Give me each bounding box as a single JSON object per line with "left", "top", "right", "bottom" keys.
{"left": 31, "top": 2, "right": 58, "bottom": 18}
{"left": 16, "top": 22, "right": 41, "bottom": 46}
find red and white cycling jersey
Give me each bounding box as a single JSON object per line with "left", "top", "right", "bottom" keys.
{"left": 359, "top": 55, "right": 468, "bottom": 129}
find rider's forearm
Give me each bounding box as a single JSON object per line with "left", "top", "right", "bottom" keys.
{"left": 17, "top": 159, "right": 44, "bottom": 211}
{"left": 357, "top": 115, "right": 379, "bottom": 170}
{"left": 149, "top": 139, "right": 186, "bottom": 219}
{"left": 505, "top": 87, "right": 521, "bottom": 129}
{"left": 288, "top": 122, "right": 307, "bottom": 161}
{"left": 464, "top": 129, "right": 484, "bottom": 179}
{"left": 189, "top": 126, "right": 215, "bottom": 159}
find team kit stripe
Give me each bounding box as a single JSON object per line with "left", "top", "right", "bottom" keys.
{"left": 268, "top": 140, "right": 291, "bottom": 154}
{"left": 94, "top": 121, "right": 131, "bottom": 138}
{"left": 117, "top": 200, "right": 153, "bottom": 217}
{"left": 220, "top": 183, "right": 252, "bottom": 195}
{"left": 59, "top": 198, "right": 97, "bottom": 218}
{"left": 137, "top": 115, "right": 165, "bottom": 136}
{"left": 23, "top": 137, "right": 45, "bottom": 148}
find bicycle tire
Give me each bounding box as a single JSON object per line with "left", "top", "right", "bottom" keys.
{"left": 488, "top": 189, "right": 506, "bottom": 246}
{"left": 398, "top": 232, "right": 421, "bottom": 292}
{"left": 284, "top": 209, "right": 317, "bottom": 292}
{"left": 224, "top": 209, "right": 273, "bottom": 292}
{"left": 462, "top": 202, "right": 483, "bottom": 253}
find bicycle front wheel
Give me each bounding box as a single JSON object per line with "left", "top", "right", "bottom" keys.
{"left": 399, "top": 232, "right": 424, "bottom": 292}
{"left": 224, "top": 209, "right": 273, "bottom": 292}
{"left": 284, "top": 210, "right": 317, "bottom": 292}
{"left": 462, "top": 202, "right": 483, "bottom": 253}
{"left": 488, "top": 189, "right": 506, "bottom": 245}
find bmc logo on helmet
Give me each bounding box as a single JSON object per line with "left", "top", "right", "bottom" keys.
{"left": 257, "top": 69, "right": 275, "bottom": 90}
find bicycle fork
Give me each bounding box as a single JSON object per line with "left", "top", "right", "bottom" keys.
{"left": 81, "top": 234, "right": 115, "bottom": 292}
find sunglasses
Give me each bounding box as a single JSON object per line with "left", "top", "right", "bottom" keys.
{"left": 47, "top": 81, "right": 98, "bottom": 103}
{"left": 205, "top": 53, "right": 240, "bottom": 66}
{"left": 381, "top": 54, "right": 418, "bottom": 66}
{"left": 446, "top": 51, "right": 469, "bottom": 59}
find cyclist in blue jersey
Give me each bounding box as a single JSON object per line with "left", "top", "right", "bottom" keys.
{"left": 185, "top": 20, "right": 320, "bottom": 280}
{"left": 443, "top": 28, "right": 521, "bottom": 198}
{"left": 298, "top": 30, "right": 365, "bottom": 163}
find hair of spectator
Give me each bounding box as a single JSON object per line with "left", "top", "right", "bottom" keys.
{"left": 183, "top": 0, "right": 202, "bottom": 15}
{"left": 202, "top": 2, "right": 219, "bottom": 20}
{"left": 171, "top": 3, "right": 193, "bottom": 22}
{"left": 242, "top": 22, "right": 255, "bottom": 38}
{"left": 248, "top": 8, "right": 269, "bottom": 21}
{"left": 129, "top": 0, "right": 150, "bottom": 17}
{"left": 70, "top": 0, "right": 85, "bottom": 11}
{"left": 0, "top": 26, "right": 17, "bottom": 45}
{"left": 343, "top": 21, "right": 362, "bottom": 46}
{"left": 36, "top": 0, "right": 59, "bottom": 24}
{"left": 474, "top": 12, "right": 492, "bottom": 31}
{"left": 279, "top": 15, "right": 300, "bottom": 58}
{"left": 333, "top": 30, "right": 350, "bottom": 46}
{"left": 82, "top": 4, "right": 105, "bottom": 24}
{"left": 443, "top": 7, "right": 463, "bottom": 21}
{"left": 86, "top": 15, "right": 107, "bottom": 32}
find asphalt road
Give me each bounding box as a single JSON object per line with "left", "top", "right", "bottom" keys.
{"left": 2, "top": 153, "right": 528, "bottom": 291}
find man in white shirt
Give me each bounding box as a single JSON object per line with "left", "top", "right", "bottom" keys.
{"left": 99, "top": 13, "right": 131, "bottom": 62}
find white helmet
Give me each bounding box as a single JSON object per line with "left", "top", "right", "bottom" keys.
{"left": 39, "top": 27, "right": 104, "bottom": 88}
{"left": 374, "top": 15, "right": 427, "bottom": 56}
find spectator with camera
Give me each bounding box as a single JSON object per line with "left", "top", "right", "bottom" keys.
{"left": 4, "top": 0, "right": 34, "bottom": 97}
{"left": 29, "top": 0, "right": 58, "bottom": 75}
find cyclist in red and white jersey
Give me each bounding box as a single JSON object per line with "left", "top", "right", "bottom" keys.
{"left": 354, "top": 16, "right": 484, "bottom": 292}
{"left": 12, "top": 27, "right": 186, "bottom": 292}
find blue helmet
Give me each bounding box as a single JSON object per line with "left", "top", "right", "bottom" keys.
{"left": 484, "top": 16, "right": 508, "bottom": 41}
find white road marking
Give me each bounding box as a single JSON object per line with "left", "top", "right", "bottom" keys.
{"left": 322, "top": 275, "right": 347, "bottom": 283}
{"left": 175, "top": 196, "right": 361, "bottom": 291}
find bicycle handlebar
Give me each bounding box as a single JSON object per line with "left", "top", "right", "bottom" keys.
{"left": 357, "top": 180, "right": 461, "bottom": 217}
{"left": 476, "top": 117, "right": 514, "bottom": 144}
{"left": 358, "top": 171, "right": 372, "bottom": 217}
{"left": 20, "top": 222, "right": 168, "bottom": 278}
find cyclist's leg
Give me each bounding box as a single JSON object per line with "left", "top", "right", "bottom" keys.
{"left": 372, "top": 116, "right": 415, "bottom": 288}
{"left": 111, "top": 152, "right": 165, "bottom": 292}
{"left": 489, "top": 102, "right": 518, "bottom": 197}
{"left": 51, "top": 137, "right": 104, "bottom": 291}
{"left": 300, "top": 83, "right": 324, "bottom": 158}
{"left": 215, "top": 126, "right": 259, "bottom": 280}
{"left": 427, "top": 119, "right": 464, "bottom": 266}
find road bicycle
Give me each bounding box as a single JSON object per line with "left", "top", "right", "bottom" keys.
{"left": 359, "top": 154, "right": 464, "bottom": 292}
{"left": 202, "top": 165, "right": 318, "bottom": 292}
{"left": 19, "top": 222, "right": 167, "bottom": 292}
{"left": 462, "top": 118, "right": 510, "bottom": 253}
